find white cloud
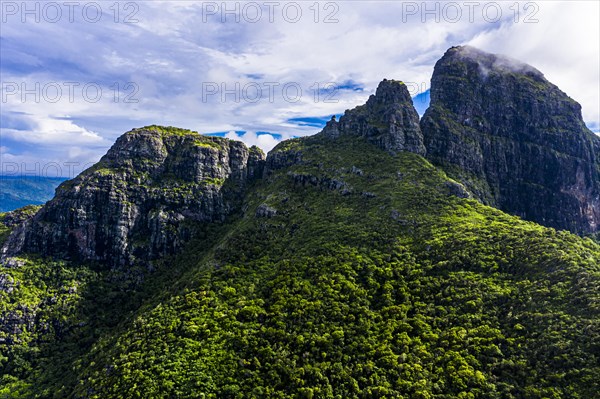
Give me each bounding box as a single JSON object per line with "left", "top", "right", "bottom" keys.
{"left": 225, "top": 131, "right": 281, "bottom": 152}
{"left": 468, "top": 1, "right": 600, "bottom": 126}
{"left": 2, "top": 118, "right": 105, "bottom": 146}
{"left": 1, "top": 0, "right": 597, "bottom": 168}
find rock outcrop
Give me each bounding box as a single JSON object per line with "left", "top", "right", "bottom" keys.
{"left": 421, "top": 46, "right": 600, "bottom": 234}
{"left": 322, "top": 79, "right": 426, "bottom": 155}
{"left": 1, "top": 126, "right": 265, "bottom": 268}
{"left": 0, "top": 205, "right": 42, "bottom": 228}
{"left": 2, "top": 46, "right": 597, "bottom": 269}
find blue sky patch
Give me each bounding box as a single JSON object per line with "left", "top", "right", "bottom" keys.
{"left": 287, "top": 116, "right": 343, "bottom": 128}
{"left": 412, "top": 90, "right": 431, "bottom": 116}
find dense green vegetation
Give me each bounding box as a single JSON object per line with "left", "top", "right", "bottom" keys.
{"left": 138, "top": 125, "right": 222, "bottom": 148}
{"left": 1, "top": 135, "right": 599, "bottom": 398}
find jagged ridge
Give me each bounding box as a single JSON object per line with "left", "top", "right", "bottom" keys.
{"left": 1, "top": 126, "right": 265, "bottom": 268}
{"left": 322, "top": 79, "right": 426, "bottom": 155}
{"left": 420, "top": 45, "right": 600, "bottom": 234}
{"left": 0, "top": 45, "right": 599, "bottom": 397}
{"left": 2, "top": 133, "right": 599, "bottom": 397}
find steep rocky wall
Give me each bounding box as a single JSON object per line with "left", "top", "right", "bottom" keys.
{"left": 421, "top": 46, "right": 600, "bottom": 234}
{"left": 2, "top": 45, "right": 598, "bottom": 270}
{"left": 322, "top": 79, "right": 426, "bottom": 155}
{"left": 1, "top": 127, "right": 265, "bottom": 267}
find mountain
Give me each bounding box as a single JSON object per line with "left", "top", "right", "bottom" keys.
{"left": 321, "top": 78, "right": 426, "bottom": 155}
{"left": 421, "top": 46, "right": 600, "bottom": 235}
{"left": 0, "top": 47, "right": 599, "bottom": 398}
{"left": 1, "top": 126, "right": 264, "bottom": 269}
{"left": 0, "top": 176, "right": 67, "bottom": 213}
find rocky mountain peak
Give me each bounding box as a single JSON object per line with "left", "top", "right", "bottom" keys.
{"left": 369, "top": 78, "right": 414, "bottom": 105}
{"left": 1, "top": 126, "right": 265, "bottom": 268}
{"left": 421, "top": 46, "right": 600, "bottom": 234}
{"left": 2, "top": 46, "right": 598, "bottom": 273}
{"left": 322, "top": 79, "right": 426, "bottom": 155}
{"left": 107, "top": 127, "right": 169, "bottom": 164}
{"left": 442, "top": 45, "right": 544, "bottom": 78}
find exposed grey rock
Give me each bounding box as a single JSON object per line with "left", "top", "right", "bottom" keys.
{"left": 444, "top": 181, "right": 471, "bottom": 199}
{"left": 351, "top": 166, "right": 364, "bottom": 176}
{"left": 264, "top": 147, "right": 303, "bottom": 175}
{"left": 1, "top": 258, "right": 25, "bottom": 268}
{"left": 255, "top": 204, "right": 277, "bottom": 218}
{"left": 0, "top": 273, "right": 14, "bottom": 293}
{"left": 421, "top": 46, "right": 600, "bottom": 234}
{"left": 0, "top": 304, "right": 37, "bottom": 342}
{"left": 1, "top": 127, "right": 266, "bottom": 268}
{"left": 248, "top": 146, "right": 266, "bottom": 179}
{"left": 287, "top": 172, "right": 352, "bottom": 194}
{"left": 1, "top": 205, "right": 42, "bottom": 228}
{"left": 321, "top": 79, "right": 426, "bottom": 155}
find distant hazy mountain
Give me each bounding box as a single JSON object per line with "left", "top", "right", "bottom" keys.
{"left": 0, "top": 176, "right": 67, "bottom": 212}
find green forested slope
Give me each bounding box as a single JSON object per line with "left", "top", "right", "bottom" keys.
{"left": 1, "top": 135, "right": 599, "bottom": 398}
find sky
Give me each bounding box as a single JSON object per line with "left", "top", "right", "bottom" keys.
{"left": 1, "top": 1, "right": 599, "bottom": 177}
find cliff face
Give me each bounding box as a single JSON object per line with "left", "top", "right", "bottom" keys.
{"left": 421, "top": 46, "right": 600, "bottom": 234}
{"left": 1, "top": 46, "right": 598, "bottom": 270}
{"left": 1, "top": 47, "right": 600, "bottom": 398}
{"left": 1, "top": 126, "right": 265, "bottom": 268}
{"left": 322, "top": 79, "right": 426, "bottom": 155}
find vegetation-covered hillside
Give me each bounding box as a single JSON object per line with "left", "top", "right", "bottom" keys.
{"left": 1, "top": 134, "right": 598, "bottom": 398}
{"left": 0, "top": 177, "right": 67, "bottom": 213}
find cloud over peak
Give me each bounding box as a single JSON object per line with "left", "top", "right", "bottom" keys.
{"left": 1, "top": 1, "right": 597, "bottom": 167}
